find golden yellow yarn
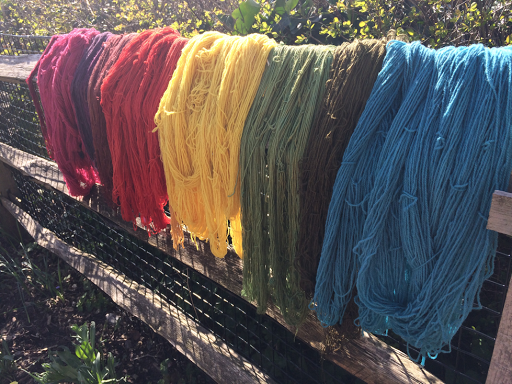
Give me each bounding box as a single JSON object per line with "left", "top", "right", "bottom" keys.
{"left": 155, "top": 31, "right": 276, "bottom": 258}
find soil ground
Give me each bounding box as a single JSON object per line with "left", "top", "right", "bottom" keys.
{"left": 0, "top": 231, "right": 215, "bottom": 384}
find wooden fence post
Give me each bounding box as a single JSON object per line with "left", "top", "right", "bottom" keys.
{"left": 486, "top": 272, "right": 512, "bottom": 383}
{"left": 486, "top": 191, "right": 512, "bottom": 383}
{"left": 0, "top": 160, "right": 26, "bottom": 239}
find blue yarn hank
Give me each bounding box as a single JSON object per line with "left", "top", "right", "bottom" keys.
{"left": 312, "top": 40, "right": 512, "bottom": 361}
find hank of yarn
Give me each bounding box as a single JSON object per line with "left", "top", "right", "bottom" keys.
{"left": 27, "top": 35, "right": 59, "bottom": 158}
{"left": 296, "top": 40, "right": 386, "bottom": 299}
{"left": 71, "top": 31, "right": 112, "bottom": 165}
{"left": 87, "top": 33, "right": 136, "bottom": 205}
{"left": 313, "top": 41, "right": 512, "bottom": 360}
{"left": 155, "top": 32, "right": 276, "bottom": 257}
{"left": 101, "top": 28, "right": 186, "bottom": 236}
{"left": 28, "top": 28, "right": 100, "bottom": 196}
{"left": 240, "top": 44, "right": 333, "bottom": 326}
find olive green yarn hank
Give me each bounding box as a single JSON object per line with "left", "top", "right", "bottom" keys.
{"left": 240, "top": 44, "right": 333, "bottom": 326}
{"left": 296, "top": 39, "right": 387, "bottom": 300}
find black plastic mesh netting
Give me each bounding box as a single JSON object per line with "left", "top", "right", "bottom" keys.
{"left": 8, "top": 167, "right": 363, "bottom": 384}
{"left": 1, "top": 33, "right": 512, "bottom": 384}
{"left": 0, "top": 81, "right": 49, "bottom": 160}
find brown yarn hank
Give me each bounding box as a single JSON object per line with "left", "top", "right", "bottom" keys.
{"left": 87, "top": 33, "right": 136, "bottom": 204}
{"left": 297, "top": 39, "right": 387, "bottom": 299}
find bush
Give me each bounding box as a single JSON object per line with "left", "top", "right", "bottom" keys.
{"left": 1, "top": 0, "right": 511, "bottom": 48}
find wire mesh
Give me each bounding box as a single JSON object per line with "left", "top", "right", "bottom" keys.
{"left": 8, "top": 167, "right": 363, "bottom": 384}
{"left": 0, "top": 81, "right": 49, "bottom": 159}
{"left": 0, "top": 33, "right": 51, "bottom": 55}
{"left": 0, "top": 33, "right": 511, "bottom": 384}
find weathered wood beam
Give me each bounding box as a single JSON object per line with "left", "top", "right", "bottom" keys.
{"left": 0, "top": 54, "right": 40, "bottom": 83}
{"left": 485, "top": 190, "right": 512, "bottom": 383}
{"left": 1, "top": 197, "right": 274, "bottom": 384}
{"left": 486, "top": 272, "right": 512, "bottom": 384}
{"left": 0, "top": 140, "right": 442, "bottom": 384}
{"left": 487, "top": 191, "right": 512, "bottom": 236}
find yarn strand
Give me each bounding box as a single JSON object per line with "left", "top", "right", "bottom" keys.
{"left": 312, "top": 41, "right": 512, "bottom": 359}
{"left": 29, "top": 28, "right": 100, "bottom": 196}
{"left": 155, "top": 32, "right": 276, "bottom": 256}
{"left": 101, "top": 28, "right": 186, "bottom": 235}
{"left": 297, "top": 39, "right": 386, "bottom": 299}
{"left": 240, "top": 44, "right": 333, "bottom": 326}
{"left": 87, "top": 33, "right": 136, "bottom": 204}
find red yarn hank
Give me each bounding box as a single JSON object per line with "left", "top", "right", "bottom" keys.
{"left": 101, "top": 28, "right": 187, "bottom": 234}
{"left": 29, "top": 28, "right": 100, "bottom": 196}
{"left": 87, "top": 33, "right": 136, "bottom": 204}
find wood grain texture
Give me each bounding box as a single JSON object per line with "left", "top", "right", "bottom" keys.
{"left": 486, "top": 272, "right": 512, "bottom": 384}
{"left": 488, "top": 191, "right": 512, "bottom": 236}
{"left": 0, "top": 54, "right": 40, "bottom": 83}
{"left": 0, "top": 124, "right": 442, "bottom": 384}
{"left": 0, "top": 160, "right": 24, "bottom": 238}
{"left": 1, "top": 197, "right": 274, "bottom": 384}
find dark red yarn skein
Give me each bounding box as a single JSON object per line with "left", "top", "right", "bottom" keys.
{"left": 71, "top": 31, "right": 112, "bottom": 165}
{"left": 87, "top": 33, "right": 136, "bottom": 204}
{"left": 27, "top": 28, "right": 100, "bottom": 196}
{"left": 101, "top": 28, "right": 188, "bottom": 233}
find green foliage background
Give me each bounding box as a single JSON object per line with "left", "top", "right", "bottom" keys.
{"left": 0, "top": 0, "right": 511, "bottom": 48}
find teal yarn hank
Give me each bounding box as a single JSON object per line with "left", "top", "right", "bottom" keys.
{"left": 312, "top": 41, "right": 512, "bottom": 361}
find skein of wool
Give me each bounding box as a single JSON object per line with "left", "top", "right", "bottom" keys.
{"left": 101, "top": 28, "right": 187, "bottom": 235}
{"left": 87, "top": 33, "right": 136, "bottom": 204}
{"left": 71, "top": 31, "right": 112, "bottom": 164}
{"left": 27, "top": 35, "right": 59, "bottom": 157}
{"left": 313, "top": 41, "right": 512, "bottom": 361}
{"left": 155, "top": 32, "right": 276, "bottom": 257}
{"left": 240, "top": 45, "right": 333, "bottom": 326}
{"left": 26, "top": 28, "right": 100, "bottom": 196}
{"left": 296, "top": 40, "right": 386, "bottom": 299}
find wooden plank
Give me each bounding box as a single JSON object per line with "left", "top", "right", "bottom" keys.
{"left": 0, "top": 141, "right": 67, "bottom": 193}
{"left": 0, "top": 142, "right": 442, "bottom": 384}
{"left": 0, "top": 54, "right": 40, "bottom": 83}
{"left": 0, "top": 197, "right": 274, "bottom": 384}
{"left": 486, "top": 271, "right": 512, "bottom": 384}
{"left": 487, "top": 190, "right": 512, "bottom": 236}
{"left": 0, "top": 159, "right": 24, "bottom": 238}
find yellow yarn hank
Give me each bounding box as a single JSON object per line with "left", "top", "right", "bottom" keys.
{"left": 155, "top": 31, "right": 276, "bottom": 258}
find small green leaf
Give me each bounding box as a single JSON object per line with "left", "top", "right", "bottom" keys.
{"left": 231, "top": 0, "right": 261, "bottom": 34}
{"left": 75, "top": 340, "right": 95, "bottom": 363}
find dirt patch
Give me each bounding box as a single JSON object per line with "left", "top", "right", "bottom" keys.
{"left": 0, "top": 232, "right": 215, "bottom": 384}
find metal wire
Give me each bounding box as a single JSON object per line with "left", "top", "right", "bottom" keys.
{"left": 0, "top": 33, "right": 51, "bottom": 55}
{"left": 8, "top": 168, "right": 362, "bottom": 384}
{"left": 0, "top": 81, "right": 49, "bottom": 159}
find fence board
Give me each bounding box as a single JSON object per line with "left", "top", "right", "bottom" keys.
{"left": 0, "top": 54, "right": 40, "bottom": 83}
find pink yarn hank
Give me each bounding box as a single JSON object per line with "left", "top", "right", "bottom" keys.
{"left": 32, "top": 28, "right": 100, "bottom": 196}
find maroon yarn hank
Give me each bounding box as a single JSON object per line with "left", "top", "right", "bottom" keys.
{"left": 87, "top": 33, "right": 136, "bottom": 205}
{"left": 101, "top": 28, "right": 187, "bottom": 234}
{"left": 71, "top": 31, "right": 112, "bottom": 165}
{"left": 27, "top": 28, "right": 100, "bottom": 196}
